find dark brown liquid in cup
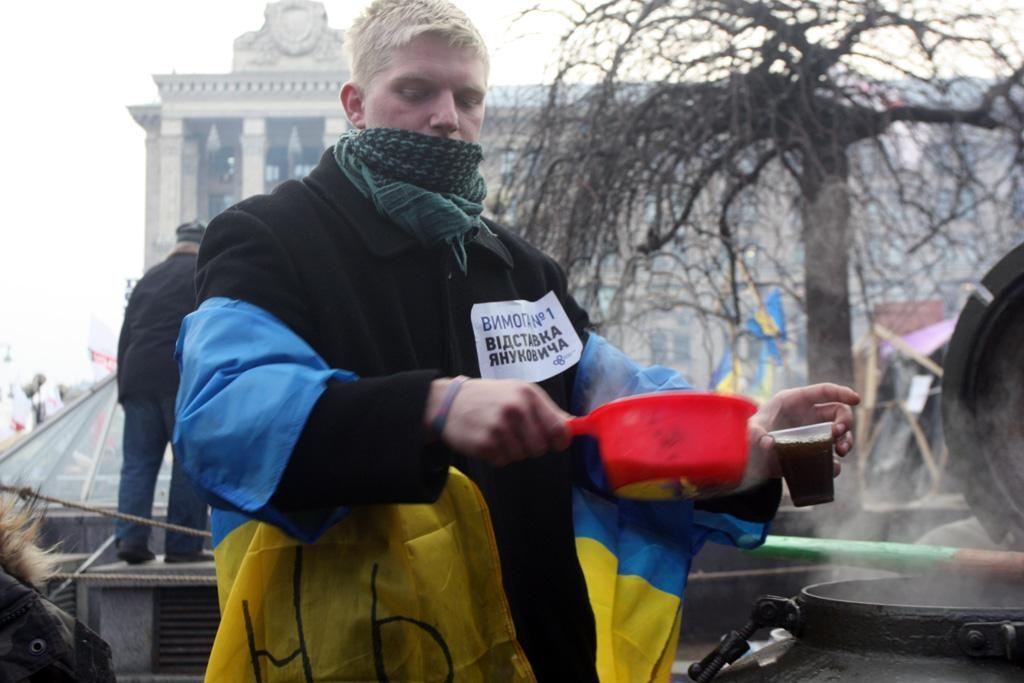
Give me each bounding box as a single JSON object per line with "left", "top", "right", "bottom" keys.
{"left": 776, "top": 438, "right": 834, "bottom": 507}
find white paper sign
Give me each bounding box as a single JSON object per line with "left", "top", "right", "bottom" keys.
{"left": 471, "top": 291, "right": 584, "bottom": 382}
{"left": 906, "top": 374, "right": 934, "bottom": 414}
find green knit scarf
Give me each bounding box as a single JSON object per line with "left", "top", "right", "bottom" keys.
{"left": 333, "top": 128, "right": 491, "bottom": 273}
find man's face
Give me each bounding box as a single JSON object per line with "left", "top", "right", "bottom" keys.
{"left": 342, "top": 33, "right": 487, "bottom": 142}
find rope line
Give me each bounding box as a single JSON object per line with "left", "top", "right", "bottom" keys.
{"left": 51, "top": 572, "right": 217, "bottom": 585}
{"left": 0, "top": 483, "right": 212, "bottom": 538}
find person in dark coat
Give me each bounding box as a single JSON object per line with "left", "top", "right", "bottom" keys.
{"left": 115, "top": 221, "right": 210, "bottom": 564}
{"left": 0, "top": 495, "right": 114, "bottom": 682}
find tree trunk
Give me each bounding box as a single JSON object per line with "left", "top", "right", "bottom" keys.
{"left": 801, "top": 174, "right": 855, "bottom": 387}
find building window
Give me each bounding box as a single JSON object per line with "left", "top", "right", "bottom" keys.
{"left": 643, "top": 195, "right": 658, "bottom": 226}
{"left": 209, "top": 148, "right": 236, "bottom": 183}
{"left": 935, "top": 187, "right": 977, "bottom": 220}
{"left": 596, "top": 285, "right": 616, "bottom": 318}
{"left": 651, "top": 330, "right": 668, "bottom": 365}
{"left": 1012, "top": 174, "right": 1024, "bottom": 220}
{"left": 500, "top": 148, "right": 516, "bottom": 184}
{"left": 292, "top": 146, "right": 321, "bottom": 179}
{"left": 208, "top": 193, "right": 235, "bottom": 220}
{"left": 672, "top": 330, "right": 691, "bottom": 364}
{"left": 265, "top": 146, "right": 288, "bottom": 189}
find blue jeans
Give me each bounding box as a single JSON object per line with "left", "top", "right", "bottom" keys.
{"left": 116, "top": 396, "right": 207, "bottom": 555}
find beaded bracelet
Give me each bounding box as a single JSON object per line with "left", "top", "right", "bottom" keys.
{"left": 431, "top": 375, "right": 469, "bottom": 437}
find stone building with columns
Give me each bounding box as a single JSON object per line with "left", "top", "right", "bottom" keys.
{"left": 129, "top": 0, "right": 350, "bottom": 269}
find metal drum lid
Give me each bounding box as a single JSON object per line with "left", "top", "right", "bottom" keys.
{"left": 942, "top": 242, "right": 1024, "bottom": 549}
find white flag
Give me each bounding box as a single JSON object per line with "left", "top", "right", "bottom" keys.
{"left": 40, "top": 380, "right": 64, "bottom": 419}
{"left": 89, "top": 315, "right": 118, "bottom": 380}
{"left": 10, "top": 384, "right": 32, "bottom": 432}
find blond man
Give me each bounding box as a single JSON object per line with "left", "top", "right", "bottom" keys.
{"left": 174, "top": 2, "right": 858, "bottom": 680}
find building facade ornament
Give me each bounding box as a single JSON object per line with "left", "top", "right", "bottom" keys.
{"left": 129, "top": 0, "right": 352, "bottom": 270}
{"left": 233, "top": 0, "right": 345, "bottom": 72}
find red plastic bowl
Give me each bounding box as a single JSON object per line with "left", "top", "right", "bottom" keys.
{"left": 568, "top": 391, "right": 757, "bottom": 499}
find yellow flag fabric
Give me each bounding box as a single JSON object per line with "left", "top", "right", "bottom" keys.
{"left": 753, "top": 307, "right": 780, "bottom": 338}
{"left": 207, "top": 469, "right": 534, "bottom": 682}
{"left": 207, "top": 464, "right": 758, "bottom": 682}
{"left": 576, "top": 537, "right": 682, "bottom": 682}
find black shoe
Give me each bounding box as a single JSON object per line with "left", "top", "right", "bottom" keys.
{"left": 164, "top": 551, "right": 214, "bottom": 564}
{"left": 117, "top": 545, "right": 156, "bottom": 565}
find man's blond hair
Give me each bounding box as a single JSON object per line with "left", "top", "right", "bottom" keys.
{"left": 345, "top": 0, "right": 489, "bottom": 88}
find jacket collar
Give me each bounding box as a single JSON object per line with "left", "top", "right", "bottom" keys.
{"left": 304, "top": 149, "right": 513, "bottom": 269}
{"left": 0, "top": 566, "right": 34, "bottom": 613}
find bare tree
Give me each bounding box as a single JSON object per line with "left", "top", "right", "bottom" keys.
{"left": 503, "top": 0, "right": 1024, "bottom": 385}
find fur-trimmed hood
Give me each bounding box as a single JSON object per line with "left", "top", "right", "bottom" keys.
{"left": 0, "top": 495, "right": 115, "bottom": 682}
{"left": 0, "top": 495, "right": 54, "bottom": 589}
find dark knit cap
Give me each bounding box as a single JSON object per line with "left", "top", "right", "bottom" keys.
{"left": 176, "top": 220, "right": 206, "bottom": 244}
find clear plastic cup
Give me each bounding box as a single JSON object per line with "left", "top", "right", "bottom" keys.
{"left": 770, "top": 422, "right": 835, "bottom": 507}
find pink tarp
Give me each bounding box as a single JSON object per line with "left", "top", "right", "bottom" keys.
{"left": 879, "top": 318, "right": 957, "bottom": 359}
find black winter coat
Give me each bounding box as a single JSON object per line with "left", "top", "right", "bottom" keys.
{"left": 117, "top": 252, "right": 198, "bottom": 401}
{"left": 196, "top": 150, "right": 779, "bottom": 682}
{"left": 0, "top": 569, "right": 114, "bottom": 682}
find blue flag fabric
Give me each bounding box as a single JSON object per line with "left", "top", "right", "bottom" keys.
{"left": 174, "top": 297, "right": 354, "bottom": 544}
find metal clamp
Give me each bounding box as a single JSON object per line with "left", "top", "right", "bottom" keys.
{"left": 688, "top": 596, "right": 802, "bottom": 682}
{"left": 957, "top": 622, "right": 1024, "bottom": 664}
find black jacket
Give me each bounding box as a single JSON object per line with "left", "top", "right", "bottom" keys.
{"left": 0, "top": 569, "right": 114, "bottom": 682}
{"left": 117, "top": 251, "right": 198, "bottom": 401}
{"left": 196, "top": 150, "right": 779, "bottom": 682}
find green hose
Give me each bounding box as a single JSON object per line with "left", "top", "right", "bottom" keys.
{"left": 747, "top": 535, "right": 965, "bottom": 574}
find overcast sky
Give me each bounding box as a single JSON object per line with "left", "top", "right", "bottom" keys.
{"left": 0, "top": 1, "right": 563, "bottom": 388}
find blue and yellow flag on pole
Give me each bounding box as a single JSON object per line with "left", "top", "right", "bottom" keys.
{"left": 746, "top": 287, "right": 786, "bottom": 359}
{"left": 709, "top": 346, "right": 741, "bottom": 394}
{"left": 745, "top": 287, "right": 786, "bottom": 400}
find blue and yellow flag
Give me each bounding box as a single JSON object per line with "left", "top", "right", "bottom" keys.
{"left": 746, "top": 287, "right": 786, "bottom": 360}
{"left": 176, "top": 304, "right": 772, "bottom": 683}
{"left": 572, "top": 335, "right": 769, "bottom": 682}
{"left": 745, "top": 287, "right": 786, "bottom": 400}
{"left": 709, "top": 346, "right": 741, "bottom": 394}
